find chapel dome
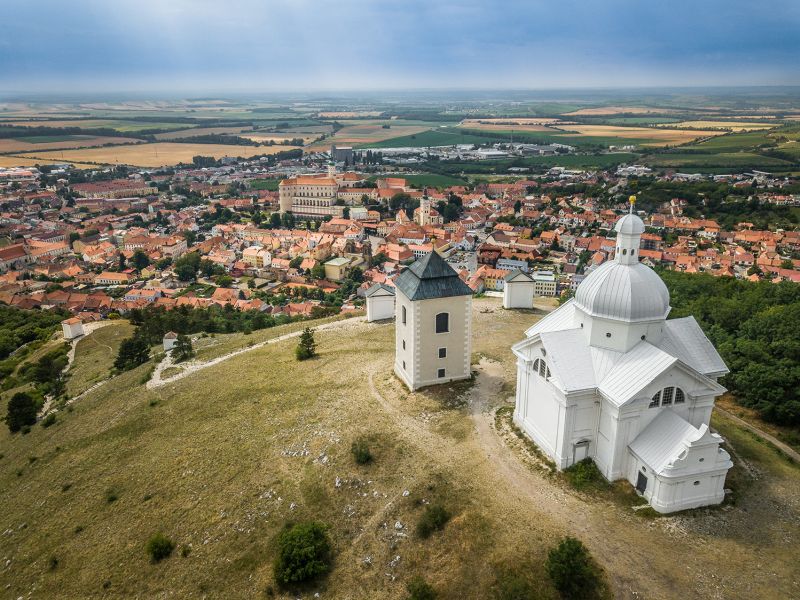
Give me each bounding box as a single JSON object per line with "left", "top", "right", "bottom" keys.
{"left": 575, "top": 260, "right": 670, "bottom": 322}
{"left": 615, "top": 213, "right": 645, "bottom": 236}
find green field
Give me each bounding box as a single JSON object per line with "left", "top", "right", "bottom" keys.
{"left": 249, "top": 178, "right": 280, "bottom": 191}
{"left": 643, "top": 152, "right": 794, "bottom": 169}
{"left": 397, "top": 173, "right": 468, "bottom": 188}
{"left": 15, "top": 134, "right": 89, "bottom": 143}
{"left": 361, "top": 128, "right": 503, "bottom": 148}
{"left": 602, "top": 117, "right": 682, "bottom": 125}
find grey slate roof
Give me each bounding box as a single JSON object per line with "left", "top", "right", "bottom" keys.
{"left": 394, "top": 251, "right": 473, "bottom": 301}
{"left": 504, "top": 269, "right": 534, "bottom": 283}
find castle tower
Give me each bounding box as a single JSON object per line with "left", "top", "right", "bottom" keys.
{"left": 327, "top": 162, "right": 336, "bottom": 179}
{"left": 394, "top": 251, "right": 473, "bottom": 391}
{"left": 418, "top": 194, "right": 431, "bottom": 226}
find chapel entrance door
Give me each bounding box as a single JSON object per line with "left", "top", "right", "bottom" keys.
{"left": 636, "top": 471, "right": 648, "bottom": 494}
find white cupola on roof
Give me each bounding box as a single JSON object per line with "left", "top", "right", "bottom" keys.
{"left": 575, "top": 197, "right": 670, "bottom": 325}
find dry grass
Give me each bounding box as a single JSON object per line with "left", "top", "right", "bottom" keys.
{"left": 1, "top": 299, "right": 798, "bottom": 599}
{"left": 0, "top": 156, "right": 98, "bottom": 169}
{"left": 65, "top": 321, "right": 136, "bottom": 397}
{"left": 18, "top": 142, "right": 299, "bottom": 168}
{"left": 153, "top": 126, "right": 254, "bottom": 140}
{"left": 668, "top": 120, "right": 777, "bottom": 131}
{"left": 460, "top": 118, "right": 561, "bottom": 132}
{"left": 0, "top": 136, "right": 142, "bottom": 153}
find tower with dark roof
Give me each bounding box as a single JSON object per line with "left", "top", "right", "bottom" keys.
{"left": 394, "top": 251, "right": 473, "bottom": 390}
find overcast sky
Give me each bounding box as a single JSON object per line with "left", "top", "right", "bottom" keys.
{"left": 1, "top": 0, "right": 798, "bottom": 93}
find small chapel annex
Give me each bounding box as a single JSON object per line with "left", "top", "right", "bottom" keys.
{"left": 512, "top": 205, "right": 733, "bottom": 513}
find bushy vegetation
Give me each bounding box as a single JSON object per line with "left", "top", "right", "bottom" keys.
{"left": 416, "top": 504, "right": 451, "bottom": 538}
{"left": 171, "top": 334, "right": 194, "bottom": 362}
{"left": 491, "top": 569, "right": 537, "bottom": 600}
{"left": 273, "top": 521, "right": 331, "bottom": 587}
{"left": 663, "top": 271, "right": 800, "bottom": 426}
{"left": 5, "top": 391, "right": 38, "bottom": 433}
{"left": 563, "top": 458, "right": 606, "bottom": 491}
{"left": 546, "top": 537, "right": 601, "bottom": 599}
{"left": 0, "top": 305, "right": 68, "bottom": 360}
{"left": 146, "top": 533, "right": 175, "bottom": 563}
{"left": 406, "top": 576, "right": 437, "bottom": 600}
{"left": 295, "top": 327, "right": 316, "bottom": 361}
{"left": 351, "top": 437, "right": 373, "bottom": 465}
{"left": 114, "top": 337, "right": 150, "bottom": 372}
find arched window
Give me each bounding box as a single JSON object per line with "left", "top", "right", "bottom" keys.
{"left": 401, "top": 305, "right": 407, "bottom": 325}
{"left": 532, "top": 358, "right": 549, "bottom": 378}
{"left": 649, "top": 386, "right": 686, "bottom": 408}
{"left": 435, "top": 312, "right": 449, "bottom": 333}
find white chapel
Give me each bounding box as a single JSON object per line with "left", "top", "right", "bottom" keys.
{"left": 512, "top": 204, "right": 733, "bottom": 513}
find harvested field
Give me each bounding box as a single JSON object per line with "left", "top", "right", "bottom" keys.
{"left": 668, "top": 120, "right": 777, "bottom": 131}
{"left": 459, "top": 119, "right": 559, "bottom": 132}
{"left": 564, "top": 106, "right": 681, "bottom": 116}
{"left": 560, "top": 124, "right": 722, "bottom": 145}
{"left": 242, "top": 133, "right": 318, "bottom": 144}
{"left": 1, "top": 119, "right": 196, "bottom": 132}
{"left": 153, "top": 126, "right": 254, "bottom": 140}
{"left": 318, "top": 111, "right": 383, "bottom": 118}
{"left": 306, "top": 124, "right": 432, "bottom": 151}
{"left": 0, "top": 155, "right": 98, "bottom": 169}
{"left": 19, "top": 142, "right": 300, "bottom": 167}
{"left": 0, "top": 136, "right": 143, "bottom": 153}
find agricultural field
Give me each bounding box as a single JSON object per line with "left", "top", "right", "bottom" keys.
{"left": 0, "top": 156, "right": 98, "bottom": 169}
{"left": 563, "top": 106, "right": 681, "bottom": 116}
{"left": 18, "top": 142, "right": 300, "bottom": 168}
{"left": 307, "top": 123, "right": 433, "bottom": 151}
{"left": 249, "top": 178, "right": 281, "bottom": 191}
{"left": 1, "top": 299, "right": 798, "bottom": 599}
{"left": 317, "top": 111, "right": 383, "bottom": 118}
{"left": 362, "top": 128, "right": 505, "bottom": 148}
{"left": 667, "top": 120, "right": 778, "bottom": 131}
{"left": 643, "top": 152, "right": 794, "bottom": 169}
{"left": 242, "top": 133, "right": 318, "bottom": 145}
{"left": 558, "top": 124, "right": 722, "bottom": 146}
{"left": 0, "top": 136, "right": 143, "bottom": 154}
{"left": 0, "top": 119, "right": 197, "bottom": 133}
{"left": 153, "top": 126, "right": 255, "bottom": 140}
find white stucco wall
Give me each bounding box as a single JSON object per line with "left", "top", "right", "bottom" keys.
{"left": 366, "top": 294, "right": 395, "bottom": 322}
{"left": 503, "top": 281, "right": 535, "bottom": 309}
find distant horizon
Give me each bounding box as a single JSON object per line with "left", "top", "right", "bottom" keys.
{"left": 2, "top": 0, "right": 799, "bottom": 94}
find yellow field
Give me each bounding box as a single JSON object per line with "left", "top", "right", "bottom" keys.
{"left": 153, "top": 126, "right": 254, "bottom": 140}
{"left": 460, "top": 118, "right": 560, "bottom": 132}
{"left": 0, "top": 136, "right": 142, "bottom": 153}
{"left": 318, "top": 111, "right": 383, "bottom": 118}
{"left": 560, "top": 124, "right": 722, "bottom": 145}
{"left": 563, "top": 106, "right": 679, "bottom": 116}
{"left": 241, "top": 133, "right": 317, "bottom": 144}
{"left": 668, "top": 120, "right": 777, "bottom": 131}
{"left": 19, "top": 142, "right": 300, "bottom": 167}
{"left": 0, "top": 156, "right": 98, "bottom": 169}
{"left": 306, "top": 124, "right": 431, "bottom": 151}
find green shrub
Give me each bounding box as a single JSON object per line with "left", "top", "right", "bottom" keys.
{"left": 273, "top": 521, "right": 331, "bottom": 587}
{"left": 295, "top": 327, "right": 316, "bottom": 361}
{"left": 416, "top": 504, "right": 450, "bottom": 539}
{"left": 146, "top": 532, "right": 175, "bottom": 563}
{"left": 41, "top": 413, "right": 57, "bottom": 428}
{"left": 105, "top": 488, "right": 118, "bottom": 503}
{"left": 492, "top": 569, "right": 537, "bottom": 600}
{"left": 407, "top": 576, "right": 437, "bottom": 600}
{"left": 546, "top": 537, "right": 600, "bottom": 599}
{"left": 6, "top": 391, "right": 37, "bottom": 433}
{"left": 351, "top": 438, "right": 373, "bottom": 465}
{"left": 563, "top": 458, "right": 605, "bottom": 491}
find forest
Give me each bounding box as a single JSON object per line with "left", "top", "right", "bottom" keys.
{"left": 663, "top": 271, "right": 800, "bottom": 426}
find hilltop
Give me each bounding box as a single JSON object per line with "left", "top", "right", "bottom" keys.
{"left": 1, "top": 299, "right": 799, "bottom": 599}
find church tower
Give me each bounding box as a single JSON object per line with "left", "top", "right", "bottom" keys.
{"left": 418, "top": 193, "right": 432, "bottom": 226}
{"left": 394, "top": 251, "right": 474, "bottom": 391}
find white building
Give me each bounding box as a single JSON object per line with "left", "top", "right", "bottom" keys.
{"left": 503, "top": 270, "right": 535, "bottom": 309}
{"left": 163, "top": 331, "right": 178, "bottom": 352}
{"left": 61, "top": 318, "right": 85, "bottom": 340}
{"left": 394, "top": 252, "right": 473, "bottom": 391}
{"left": 532, "top": 271, "right": 557, "bottom": 297}
{"left": 512, "top": 211, "right": 733, "bottom": 514}
{"left": 365, "top": 283, "right": 395, "bottom": 322}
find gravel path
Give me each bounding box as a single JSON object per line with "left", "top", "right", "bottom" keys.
{"left": 147, "top": 316, "right": 370, "bottom": 390}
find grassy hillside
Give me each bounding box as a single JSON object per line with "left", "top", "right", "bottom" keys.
{"left": 1, "top": 300, "right": 798, "bottom": 599}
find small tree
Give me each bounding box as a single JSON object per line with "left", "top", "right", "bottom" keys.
{"left": 295, "top": 327, "right": 316, "bottom": 361}
{"left": 416, "top": 504, "right": 450, "bottom": 539}
{"left": 6, "top": 392, "right": 38, "bottom": 433}
{"left": 114, "top": 337, "right": 150, "bottom": 371}
{"left": 172, "top": 334, "right": 194, "bottom": 363}
{"left": 351, "top": 438, "right": 372, "bottom": 465}
{"left": 273, "top": 521, "right": 331, "bottom": 587}
{"left": 146, "top": 533, "right": 175, "bottom": 563}
{"left": 546, "top": 537, "right": 600, "bottom": 599}
{"left": 407, "top": 576, "right": 437, "bottom": 600}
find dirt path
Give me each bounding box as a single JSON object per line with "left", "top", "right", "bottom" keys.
{"left": 714, "top": 405, "right": 800, "bottom": 462}
{"left": 147, "top": 317, "right": 369, "bottom": 390}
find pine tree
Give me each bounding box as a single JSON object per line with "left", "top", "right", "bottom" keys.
{"left": 295, "top": 327, "right": 316, "bottom": 361}
{"left": 6, "top": 392, "right": 37, "bottom": 433}
{"left": 172, "top": 334, "right": 194, "bottom": 363}
{"left": 114, "top": 337, "right": 151, "bottom": 371}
